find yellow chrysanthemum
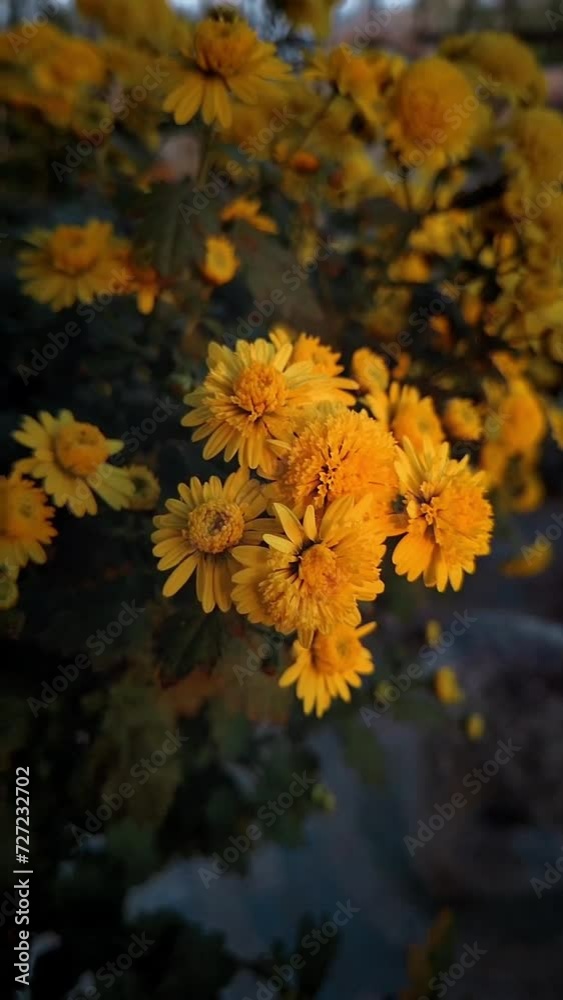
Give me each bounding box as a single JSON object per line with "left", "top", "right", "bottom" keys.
{"left": 442, "top": 398, "right": 483, "bottom": 441}
{"left": 232, "top": 497, "right": 385, "bottom": 648}
{"left": 200, "top": 235, "right": 240, "bottom": 286}
{"left": 152, "top": 468, "right": 268, "bottom": 610}
{"left": 78, "top": 0, "right": 183, "bottom": 52}
{"left": 13, "top": 411, "right": 133, "bottom": 517}
{"left": 351, "top": 348, "right": 390, "bottom": 395}
{"left": 366, "top": 382, "right": 444, "bottom": 451}
{"left": 441, "top": 31, "right": 546, "bottom": 106}
{"left": 126, "top": 466, "right": 161, "bottom": 511}
{"left": 393, "top": 438, "right": 493, "bottom": 592}
{"left": 182, "top": 338, "right": 350, "bottom": 477}
{"left": 434, "top": 666, "right": 465, "bottom": 705}
{"left": 220, "top": 197, "right": 278, "bottom": 234}
{"left": 267, "top": 403, "right": 404, "bottom": 538}
{"left": 0, "top": 473, "right": 56, "bottom": 570}
{"left": 387, "top": 57, "right": 483, "bottom": 170}
{"left": 269, "top": 328, "right": 358, "bottom": 405}
{"left": 163, "top": 16, "right": 290, "bottom": 128}
{"left": 279, "top": 622, "right": 376, "bottom": 717}
{"left": 306, "top": 45, "right": 402, "bottom": 123}
{"left": 17, "top": 221, "right": 126, "bottom": 312}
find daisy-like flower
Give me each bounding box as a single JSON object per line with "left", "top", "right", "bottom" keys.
{"left": 152, "top": 468, "right": 269, "bottom": 610}
{"left": 0, "top": 472, "right": 57, "bottom": 569}
{"left": 220, "top": 197, "right": 278, "bottom": 234}
{"left": 386, "top": 57, "right": 484, "bottom": 170}
{"left": 232, "top": 497, "right": 385, "bottom": 648}
{"left": 305, "top": 45, "right": 402, "bottom": 124}
{"left": 200, "top": 235, "right": 240, "bottom": 286}
{"left": 269, "top": 327, "right": 358, "bottom": 405}
{"left": 267, "top": 403, "right": 404, "bottom": 538}
{"left": 442, "top": 398, "right": 483, "bottom": 441}
{"left": 182, "top": 338, "right": 350, "bottom": 477}
{"left": 366, "top": 382, "right": 444, "bottom": 451}
{"left": 393, "top": 438, "right": 493, "bottom": 592}
{"left": 162, "top": 16, "right": 290, "bottom": 129}
{"left": 279, "top": 622, "right": 376, "bottom": 717}
{"left": 17, "top": 221, "right": 127, "bottom": 312}
{"left": 13, "top": 411, "right": 134, "bottom": 517}
{"left": 126, "top": 466, "right": 161, "bottom": 512}
{"left": 440, "top": 31, "right": 546, "bottom": 106}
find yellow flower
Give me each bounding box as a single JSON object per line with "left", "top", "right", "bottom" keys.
{"left": 118, "top": 251, "right": 162, "bottom": 314}
{"left": 366, "top": 382, "right": 444, "bottom": 451}
{"left": 306, "top": 45, "right": 402, "bottom": 123}
{"left": 466, "top": 712, "right": 485, "bottom": 741}
{"left": 441, "top": 31, "right": 546, "bottom": 106}
{"left": 434, "top": 666, "right": 465, "bottom": 705}
{"left": 442, "top": 398, "right": 483, "bottom": 441}
{"left": 232, "top": 497, "right": 385, "bottom": 648}
{"left": 13, "top": 411, "right": 133, "bottom": 517}
{"left": 269, "top": 328, "right": 358, "bottom": 405}
{"left": 182, "top": 338, "right": 348, "bottom": 477}
{"left": 387, "top": 57, "right": 483, "bottom": 170}
{"left": 163, "top": 16, "right": 290, "bottom": 128}
{"left": 152, "top": 469, "right": 268, "bottom": 610}
{"left": 220, "top": 197, "right": 278, "bottom": 234}
{"left": 18, "top": 221, "right": 126, "bottom": 312}
{"left": 502, "top": 541, "right": 553, "bottom": 578}
{"left": 200, "top": 235, "right": 240, "bottom": 286}
{"left": 126, "top": 466, "right": 160, "bottom": 511}
{"left": 267, "top": 403, "right": 404, "bottom": 538}
{"left": 279, "top": 622, "right": 376, "bottom": 717}
{"left": 0, "top": 472, "right": 57, "bottom": 569}
{"left": 283, "top": 0, "right": 339, "bottom": 39}
{"left": 351, "top": 348, "right": 390, "bottom": 395}
{"left": 393, "top": 438, "right": 493, "bottom": 591}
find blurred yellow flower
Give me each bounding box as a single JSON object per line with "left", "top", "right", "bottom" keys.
{"left": 441, "top": 31, "right": 546, "bottom": 106}
{"left": 387, "top": 57, "right": 483, "bottom": 170}
{"left": 393, "top": 438, "right": 493, "bottom": 591}
{"left": 367, "top": 382, "right": 444, "bottom": 452}
{"left": 152, "top": 468, "right": 268, "bottom": 609}
{"left": 220, "top": 197, "right": 277, "bottom": 234}
{"left": 351, "top": 348, "right": 390, "bottom": 395}
{"left": 13, "top": 411, "right": 133, "bottom": 517}
{"left": 126, "top": 466, "right": 161, "bottom": 511}
{"left": 232, "top": 497, "right": 385, "bottom": 648}
{"left": 443, "top": 398, "right": 483, "bottom": 441}
{"left": 279, "top": 622, "right": 376, "bottom": 717}
{"left": 200, "top": 235, "right": 240, "bottom": 285}
{"left": 0, "top": 473, "right": 56, "bottom": 570}
{"left": 18, "top": 221, "right": 126, "bottom": 312}
{"left": 0, "top": 561, "right": 20, "bottom": 611}
{"left": 466, "top": 712, "right": 485, "bottom": 741}
{"left": 163, "top": 16, "right": 290, "bottom": 128}
{"left": 502, "top": 541, "right": 553, "bottom": 578}
{"left": 434, "top": 666, "right": 465, "bottom": 705}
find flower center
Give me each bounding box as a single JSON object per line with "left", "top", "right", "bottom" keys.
{"left": 194, "top": 20, "right": 256, "bottom": 77}
{"left": 0, "top": 482, "right": 45, "bottom": 541}
{"left": 186, "top": 500, "right": 245, "bottom": 554}
{"left": 233, "top": 362, "right": 287, "bottom": 420}
{"left": 55, "top": 422, "right": 109, "bottom": 476}
{"left": 49, "top": 227, "right": 100, "bottom": 275}
{"left": 298, "top": 543, "right": 340, "bottom": 592}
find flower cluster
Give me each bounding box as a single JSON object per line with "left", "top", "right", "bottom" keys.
{"left": 153, "top": 330, "right": 493, "bottom": 717}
